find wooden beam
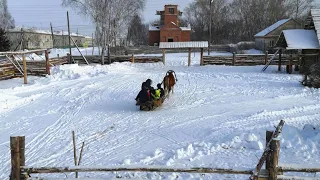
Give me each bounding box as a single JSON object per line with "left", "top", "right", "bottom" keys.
{"left": 10, "top": 137, "right": 20, "bottom": 180}
{"left": 22, "top": 166, "right": 253, "bottom": 175}
{"left": 232, "top": 52, "right": 236, "bottom": 66}
{"left": 131, "top": 54, "right": 135, "bottom": 63}
{"left": 162, "top": 49, "right": 166, "bottom": 65}
{"left": 278, "top": 49, "right": 282, "bottom": 72}
{"left": 264, "top": 51, "right": 268, "bottom": 65}
{"left": 72, "top": 131, "right": 78, "bottom": 178}
{"left": 0, "top": 49, "right": 45, "bottom": 55}
{"left": 278, "top": 166, "right": 320, "bottom": 173}
{"left": 22, "top": 55, "right": 27, "bottom": 84}
{"left": 269, "top": 139, "right": 280, "bottom": 180}
{"left": 188, "top": 48, "right": 191, "bottom": 66}
{"left": 200, "top": 48, "right": 204, "bottom": 66}
{"left": 265, "top": 131, "right": 273, "bottom": 170}
{"left": 45, "top": 50, "right": 50, "bottom": 75}
{"left": 251, "top": 120, "right": 285, "bottom": 180}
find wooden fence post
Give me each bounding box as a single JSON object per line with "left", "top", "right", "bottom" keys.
{"left": 72, "top": 131, "right": 78, "bottom": 178}
{"left": 264, "top": 51, "right": 268, "bottom": 65}
{"left": 22, "top": 55, "right": 27, "bottom": 84}
{"left": 232, "top": 52, "right": 236, "bottom": 66}
{"left": 131, "top": 54, "right": 135, "bottom": 63}
{"left": 162, "top": 49, "right": 166, "bottom": 65}
{"left": 188, "top": 48, "right": 191, "bottom": 67}
{"left": 278, "top": 49, "right": 282, "bottom": 72}
{"left": 10, "top": 136, "right": 22, "bottom": 180}
{"left": 45, "top": 50, "right": 50, "bottom": 75}
{"left": 265, "top": 131, "right": 273, "bottom": 170}
{"left": 200, "top": 48, "right": 204, "bottom": 66}
{"left": 269, "top": 139, "right": 280, "bottom": 180}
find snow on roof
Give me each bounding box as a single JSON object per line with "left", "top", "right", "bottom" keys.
{"left": 254, "top": 19, "right": 291, "bottom": 37}
{"left": 7, "top": 27, "right": 88, "bottom": 37}
{"left": 181, "top": 24, "right": 191, "bottom": 31}
{"left": 159, "top": 41, "right": 208, "bottom": 49}
{"left": 280, "top": 29, "right": 320, "bottom": 49}
{"left": 310, "top": 9, "right": 320, "bottom": 44}
{"left": 149, "top": 25, "right": 160, "bottom": 31}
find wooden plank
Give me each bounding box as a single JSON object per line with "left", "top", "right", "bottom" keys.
{"left": 22, "top": 166, "right": 253, "bottom": 175}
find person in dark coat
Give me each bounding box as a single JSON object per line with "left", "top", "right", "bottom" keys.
{"left": 135, "top": 82, "right": 150, "bottom": 104}
{"left": 145, "top": 79, "right": 155, "bottom": 92}
{"left": 157, "top": 83, "right": 165, "bottom": 97}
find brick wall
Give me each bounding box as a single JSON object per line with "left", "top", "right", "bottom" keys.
{"left": 149, "top": 31, "right": 160, "bottom": 46}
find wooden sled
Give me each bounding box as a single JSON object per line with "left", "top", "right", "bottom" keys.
{"left": 137, "top": 97, "right": 165, "bottom": 111}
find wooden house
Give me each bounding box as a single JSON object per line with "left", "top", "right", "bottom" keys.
{"left": 254, "top": 19, "right": 302, "bottom": 52}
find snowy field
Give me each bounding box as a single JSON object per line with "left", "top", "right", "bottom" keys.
{"left": 1, "top": 52, "right": 320, "bottom": 179}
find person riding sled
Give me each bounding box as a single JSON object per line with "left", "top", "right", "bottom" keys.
{"left": 157, "top": 83, "right": 165, "bottom": 98}
{"left": 135, "top": 82, "right": 150, "bottom": 106}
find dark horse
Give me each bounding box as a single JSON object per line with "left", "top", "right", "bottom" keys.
{"left": 162, "top": 70, "right": 178, "bottom": 94}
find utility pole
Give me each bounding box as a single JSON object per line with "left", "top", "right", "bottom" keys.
{"left": 67, "top": 11, "right": 72, "bottom": 64}
{"left": 208, "top": 0, "right": 212, "bottom": 55}
{"left": 50, "top": 22, "right": 54, "bottom": 48}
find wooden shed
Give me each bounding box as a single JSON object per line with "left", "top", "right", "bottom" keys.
{"left": 254, "top": 19, "right": 302, "bottom": 52}
{"left": 275, "top": 29, "right": 320, "bottom": 74}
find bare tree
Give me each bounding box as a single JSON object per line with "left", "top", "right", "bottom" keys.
{"left": 127, "top": 14, "right": 148, "bottom": 46}
{"left": 62, "top": 0, "right": 146, "bottom": 64}
{"left": 0, "top": 0, "right": 15, "bottom": 30}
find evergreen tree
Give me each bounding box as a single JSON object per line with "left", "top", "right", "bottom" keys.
{"left": 0, "top": 28, "right": 10, "bottom": 51}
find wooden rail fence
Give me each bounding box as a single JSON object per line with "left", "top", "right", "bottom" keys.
{"left": 72, "top": 55, "right": 163, "bottom": 64}
{"left": 8, "top": 120, "right": 320, "bottom": 180}
{"left": 0, "top": 50, "right": 67, "bottom": 83}
{"left": 202, "top": 53, "right": 298, "bottom": 67}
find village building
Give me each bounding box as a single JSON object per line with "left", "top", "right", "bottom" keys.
{"left": 272, "top": 9, "right": 320, "bottom": 76}
{"left": 254, "top": 19, "right": 301, "bottom": 52}
{"left": 149, "top": 4, "right": 191, "bottom": 46}
{"left": 6, "top": 27, "right": 92, "bottom": 50}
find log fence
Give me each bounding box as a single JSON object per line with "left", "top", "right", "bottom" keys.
{"left": 202, "top": 53, "right": 298, "bottom": 67}
{"left": 8, "top": 120, "right": 320, "bottom": 180}
{"left": 0, "top": 49, "right": 67, "bottom": 83}
{"left": 72, "top": 55, "right": 162, "bottom": 64}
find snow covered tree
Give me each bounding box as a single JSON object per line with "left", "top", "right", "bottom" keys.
{"left": 0, "top": 28, "right": 10, "bottom": 51}
{"left": 0, "top": 0, "right": 15, "bottom": 30}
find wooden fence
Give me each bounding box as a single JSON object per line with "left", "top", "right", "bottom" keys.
{"left": 0, "top": 55, "right": 67, "bottom": 82}
{"left": 0, "top": 52, "right": 162, "bottom": 83}
{"left": 8, "top": 120, "right": 320, "bottom": 180}
{"left": 71, "top": 55, "right": 163, "bottom": 64}
{"left": 202, "top": 53, "right": 298, "bottom": 66}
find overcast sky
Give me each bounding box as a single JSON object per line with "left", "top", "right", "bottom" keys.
{"left": 7, "top": 0, "right": 320, "bottom": 36}
{"left": 7, "top": 0, "right": 191, "bottom": 36}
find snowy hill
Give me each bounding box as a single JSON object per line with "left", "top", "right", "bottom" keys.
{"left": 1, "top": 52, "right": 320, "bottom": 179}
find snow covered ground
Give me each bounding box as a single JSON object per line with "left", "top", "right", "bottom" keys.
{"left": 1, "top": 52, "right": 320, "bottom": 179}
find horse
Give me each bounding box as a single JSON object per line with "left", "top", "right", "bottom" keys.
{"left": 162, "top": 70, "right": 178, "bottom": 94}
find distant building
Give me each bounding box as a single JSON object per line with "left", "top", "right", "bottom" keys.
{"left": 149, "top": 5, "right": 191, "bottom": 46}
{"left": 254, "top": 19, "right": 301, "bottom": 52}
{"left": 6, "top": 27, "right": 92, "bottom": 50}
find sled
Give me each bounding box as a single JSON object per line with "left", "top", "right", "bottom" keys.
{"left": 136, "top": 97, "right": 166, "bottom": 111}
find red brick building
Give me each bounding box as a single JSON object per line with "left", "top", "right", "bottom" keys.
{"left": 149, "top": 5, "right": 191, "bottom": 46}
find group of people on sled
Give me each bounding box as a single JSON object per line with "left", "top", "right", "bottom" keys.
{"left": 135, "top": 79, "right": 165, "bottom": 107}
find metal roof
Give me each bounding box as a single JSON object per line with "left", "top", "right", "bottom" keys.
{"left": 159, "top": 41, "right": 208, "bottom": 49}
{"left": 254, "top": 19, "right": 291, "bottom": 37}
